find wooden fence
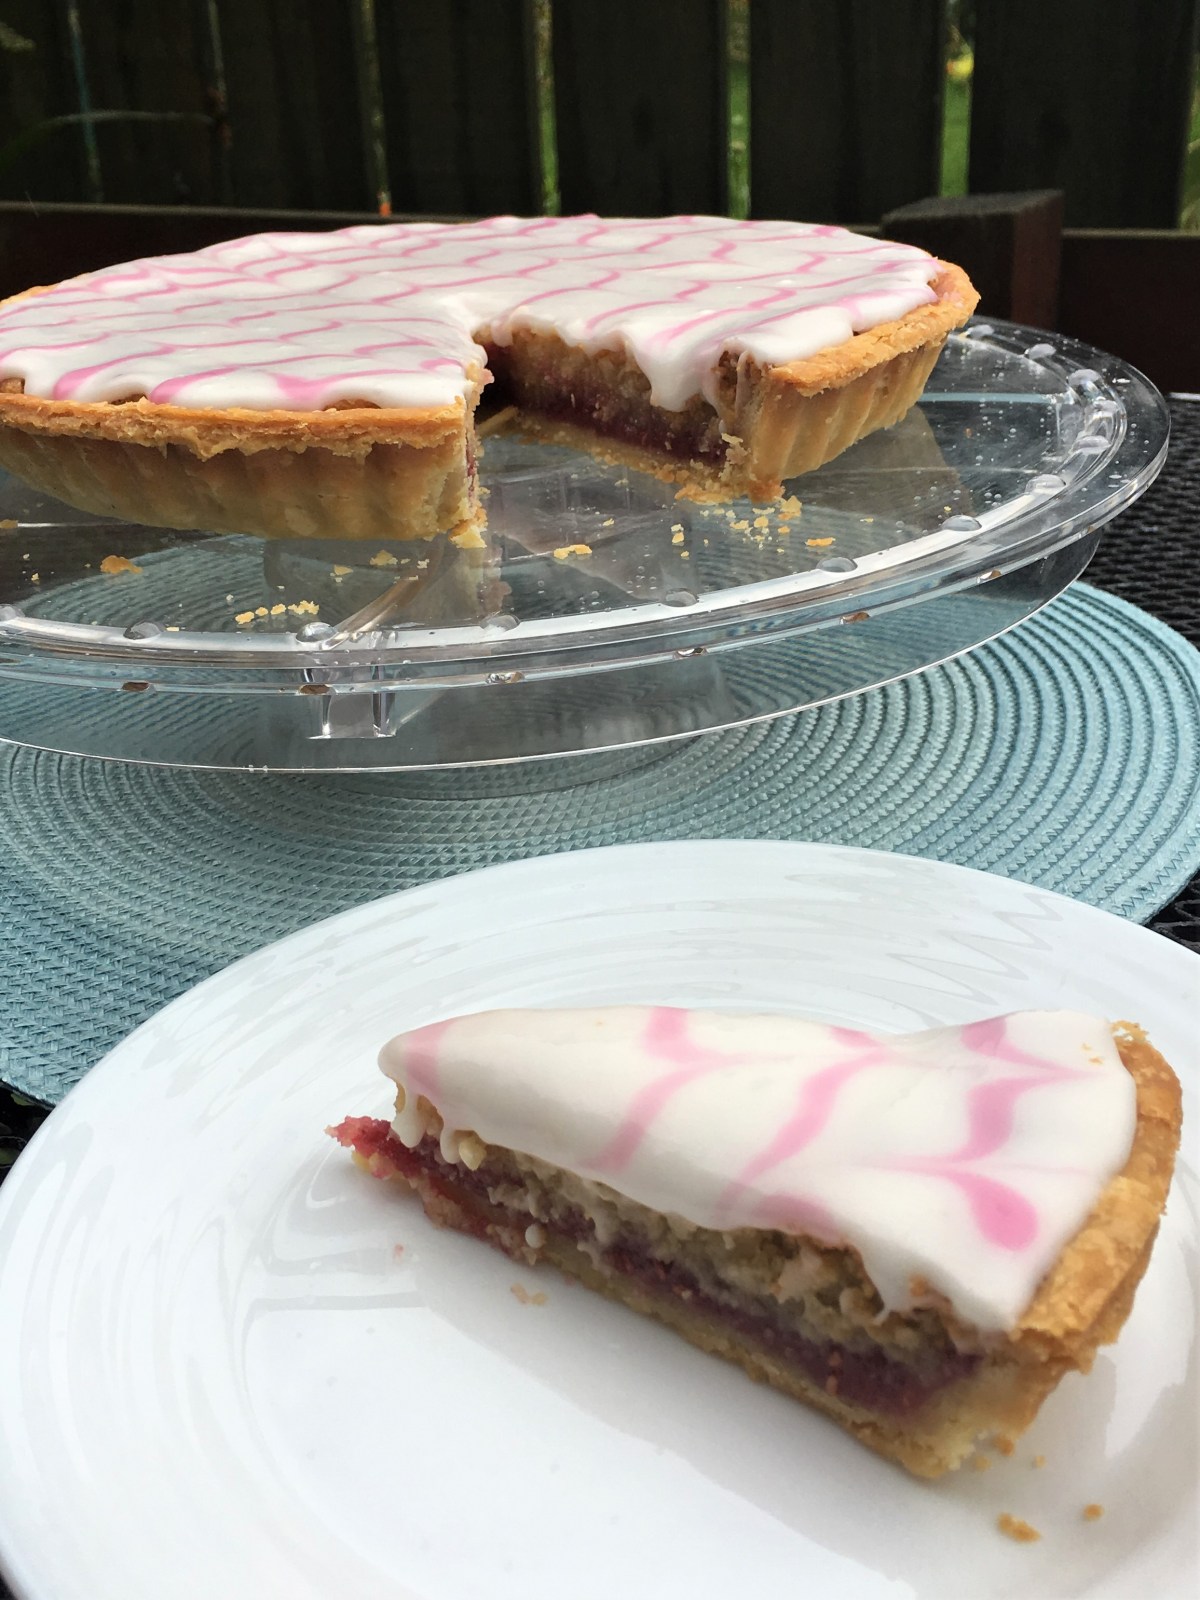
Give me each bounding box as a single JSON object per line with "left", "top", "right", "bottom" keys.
{"left": 2, "top": 0, "right": 1196, "bottom": 224}
{"left": 0, "top": 1, "right": 1198, "bottom": 385}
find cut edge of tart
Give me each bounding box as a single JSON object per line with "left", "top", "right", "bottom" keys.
{"left": 329, "top": 1017, "right": 1180, "bottom": 1479}
{"left": 0, "top": 256, "right": 977, "bottom": 542}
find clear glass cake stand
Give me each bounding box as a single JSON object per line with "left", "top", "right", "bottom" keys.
{"left": 0, "top": 320, "right": 1169, "bottom": 772}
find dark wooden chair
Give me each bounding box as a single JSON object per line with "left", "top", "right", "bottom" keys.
{"left": 1, "top": 0, "right": 1197, "bottom": 386}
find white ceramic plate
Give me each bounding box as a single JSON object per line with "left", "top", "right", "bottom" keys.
{"left": 0, "top": 841, "right": 1196, "bottom": 1600}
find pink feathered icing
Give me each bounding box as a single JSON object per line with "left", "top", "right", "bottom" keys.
{"left": 0, "top": 215, "right": 941, "bottom": 414}
{"left": 377, "top": 1005, "right": 1136, "bottom": 1328}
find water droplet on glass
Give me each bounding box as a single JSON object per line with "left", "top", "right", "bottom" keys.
{"left": 968, "top": 322, "right": 994, "bottom": 338}
{"left": 297, "top": 620, "right": 336, "bottom": 643}
{"left": 1075, "top": 434, "right": 1108, "bottom": 455}
{"left": 1028, "top": 473, "right": 1066, "bottom": 495}
{"left": 1069, "top": 368, "right": 1102, "bottom": 388}
{"left": 485, "top": 670, "right": 524, "bottom": 685}
{"left": 662, "top": 589, "right": 697, "bottom": 607}
{"left": 942, "top": 515, "right": 981, "bottom": 533}
{"left": 0, "top": 603, "right": 23, "bottom": 623}
{"left": 123, "top": 620, "right": 163, "bottom": 639}
{"left": 817, "top": 556, "right": 856, "bottom": 573}
{"left": 483, "top": 612, "right": 520, "bottom": 631}
{"left": 1024, "top": 342, "right": 1056, "bottom": 360}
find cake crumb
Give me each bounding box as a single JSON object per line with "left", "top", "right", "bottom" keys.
{"left": 601, "top": 517, "right": 614, "bottom": 527}
{"left": 970, "top": 1455, "right": 992, "bottom": 1472}
{"left": 1032, "top": 1454, "right": 1046, "bottom": 1469}
{"left": 778, "top": 495, "right": 803, "bottom": 518}
{"left": 1082, "top": 1504, "right": 1104, "bottom": 1521}
{"left": 806, "top": 537, "right": 835, "bottom": 548}
{"left": 369, "top": 549, "right": 398, "bottom": 567}
{"left": 510, "top": 1283, "right": 547, "bottom": 1306}
{"left": 331, "top": 564, "right": 353, "bottom": 579}
{"left": 0, "top": 518, "right": 17, "bottom": 529}
{"left": 753, "top": 514, "right": 770, "bottom": 530}
{"left": 29, "top": 572, "right": 38, "bottom": 582}
{"left": 254, "top": 606, "right": 268, "bottom": 617}
{"left": 671, "top": 529, "right": 685, "bottom": 545}
{"left": 234, "top": 610, "right": 255, "bottom": 625}
{"left": 269, "top": 603, "right": 286, "bottom": 616}
{"left": 99, "top": 554, "right": 143, "bottom": 575}
{"left": 290, "top": 599, "right": 320, "bottom": 616}
{"left": 997, "top": 1514, "right": 1041, "bottom": 1544}
{"left": 552, "top": 543, "right": 592, "bottom": 559}
{"left": 524, "top": 1223, "right": 547, "bottom": 1249}
{"left": 456, "top": 1132, "right": 486, "bottom": 1170}
{"left": 994, "top": 1435, "right": 1016, "bottom": 1457}
{"left": 451, "top": 526, "right": 486, "bottom": 550}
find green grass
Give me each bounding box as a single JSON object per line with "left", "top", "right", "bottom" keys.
{"left": 729, "top": 57, "right": 749, "bottom": 218}
{"left": 940, "top": 71, "right": 971, "bottom": 197}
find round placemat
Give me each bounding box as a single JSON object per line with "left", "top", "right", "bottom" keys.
{"left": 2, "top": 581, "right": 1198, "bottom": 1104}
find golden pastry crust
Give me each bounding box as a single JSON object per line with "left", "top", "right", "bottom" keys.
{"left": 0, "top": 405, "right": 476, "bottom": 541}
{"left": 769, "top": 262, "right": 978, "bottom": 394}
{"left": 0, "top": 257, "right": 977, "bottom": 539}
{"left": 1014, "top": 1023, "right": 1181, "bottom": 1356}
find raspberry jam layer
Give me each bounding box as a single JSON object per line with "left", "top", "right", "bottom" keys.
{"left": 332, "top": 1117, "right": 980, "bottom": 1418}
{"left": 483, "top": 343, "right": 727, "bottom": 465}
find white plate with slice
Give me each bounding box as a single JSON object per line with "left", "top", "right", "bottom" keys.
{"left": 0, "top": 841, "right": 1196, "bottom": 1600}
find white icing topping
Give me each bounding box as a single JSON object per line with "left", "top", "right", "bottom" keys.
{"left": 380, "top": 1007, "right": 1137, "bottom": 1330}
{"left": 0, "top": 215, "right": 940, "bottom": 414}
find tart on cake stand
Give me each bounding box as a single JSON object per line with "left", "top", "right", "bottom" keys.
{"left": 0, "top": 320, "right": 1168, "bottom": 773}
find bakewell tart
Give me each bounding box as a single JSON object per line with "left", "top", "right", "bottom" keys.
{"left": 0, "top": 216, "right": 978, "bottom": 542}
{"left": 330, "top": 1006, "right": 1181, "bottom": 1478}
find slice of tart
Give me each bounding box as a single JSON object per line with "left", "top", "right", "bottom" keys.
{"left": 330, "top": 1006, "right": 1180, "bottom": 1478}
{"left": 0, "top": 216, "right": 977, "bottom": 542}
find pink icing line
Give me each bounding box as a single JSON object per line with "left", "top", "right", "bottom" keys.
{"left": 879, "top": 1016, "right": 1088, "bottom": 1250}
{"left": 589, "top": 1008, "right": 753, "bottom": 1171}
{"left": 722, "top": 1040, "right": 888, "bottom": 1213}
{"left": 400, "top": 1019, "right": 455, "bottom": 1098}
{"left": 901, "top": 1167, "right": 1040, "bottom": 1251}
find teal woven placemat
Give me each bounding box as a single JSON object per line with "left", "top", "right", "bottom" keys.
{"left": 3, "top": 581, "right": 1198, "bottom": 1104}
